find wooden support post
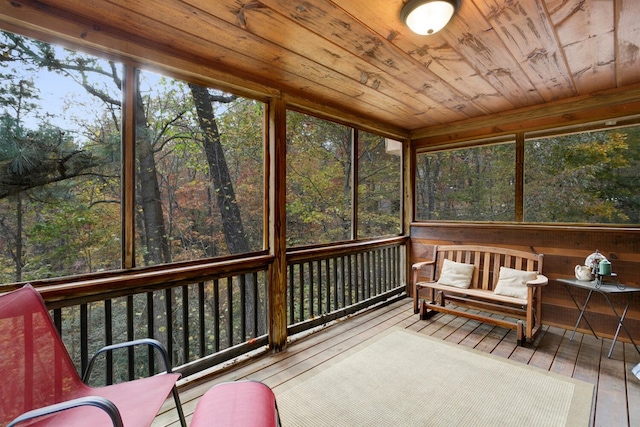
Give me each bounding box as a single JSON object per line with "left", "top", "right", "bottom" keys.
{"left": 122, "top": 65, "right": 137, "bottom": 269}
{"left": 268, "top": 96, "right": 288, "bottom": 351}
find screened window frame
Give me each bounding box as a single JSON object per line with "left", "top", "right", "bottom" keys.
{"left": 284, "top": 107, "right": 405, "bottom": 249}
{"left": 413, "top": 117, "right": 640, "bottom": 227}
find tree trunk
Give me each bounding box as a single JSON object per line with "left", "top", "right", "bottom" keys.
{"left": 189, "top": 83, "right": 255, "bottom": 334}
{"left": 135, "top": 89, "right": 171, "bottom": 265}
{"left": 188, "top": 84, "right": 249, "bottom": 255}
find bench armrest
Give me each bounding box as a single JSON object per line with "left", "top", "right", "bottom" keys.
{"left": 412, "top": 260, "right": 435, "bottom": 272}
{"left": 527, "top": 274, "right": 549, "bottom": 287}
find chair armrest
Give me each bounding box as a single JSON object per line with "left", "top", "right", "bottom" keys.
{"left": 412, "top": 260, "right": 435, "bottom": 272}
{"left": 7, "top": 396, "right": 123, "bottom": 427}
{"left": 527, "top": 274, "right": 549, "bottom": 287}
{"left": 83, "top": 338, "right": 174, "bottom": 383}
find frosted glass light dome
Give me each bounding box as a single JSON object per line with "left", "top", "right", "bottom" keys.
{"left": 401, "top": 0, "right": 457, "bottom": 36}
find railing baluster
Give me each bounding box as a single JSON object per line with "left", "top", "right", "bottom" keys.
{"left": 360, "top": 251, "right": 365, "bottom": 299}
{"left": 390, "top": 247, "right": 395, "bottom": 290}
{"left": 309, "top": 261, "right": 315, "bottom": 318}
{"left": 252, "top": 272, "right": 259, "bottom": 337}
{"left": 383, "top": 247, "right": 389, "bottom": 291}
{"left": 365, "top": 251, "right": 370, "bottom": 298}
{"left": 288, "top": 264, "right": 295, "bottom": 324}
{"left": 165, "top": 288, "right": 174, "bottom": 367}
{"left": 105, "top": 299, "right": 113, "bottom": 384}
{"left": 370, "top": 250, "right": 375, "bottom": 297}
{"left": 53, "top": 308, "right": 62, "bottom": 335}
{"left": 347, "top": 254, "right": 353, "bottom": 305}
{"left": 226, "top": 276, "right": 233, "bottom": 348}
{"left": 127, "top": 295, "right": 134, "bottom": 380}
{"left": 146, "top": 291, "right": 155, "bottom": 376}
{"left": 80, "top": 303, "right": 88, "bottom": 377}
{"left": 182, "top": 285, "right": 189, "bottom": 363}
{"left": 214, "top": 279, "right": 220, "bottom": 352}
{"left": 370, "top": 250, "right": 375, "bottom": 295}
{"left": 340, "top": 256, "right": 346, "bottom": 308}
{"left": 356, "top": 253, "right": 362, "bottom": 303}
{"left": 316, "top": 260, "right": 322, "bottom": 316}
{"left": 53, "top": 308, "right": 63, "bottom": 399}
{"left": 198, "top": 282, "right": 205, "bottom": 358}
{"left": 240, "top": 274, "right": 247, "bottom": 342}
{"left": 332, "top": 258, "right": 340, "bottom": 310}
{"left": 351, "top": 255, "right": 356, "bottom": 304}
{"left": 325, "top": 259, "right": 331, "bottom": 314}
{"left": 300, "top": 263, "right": 305, "bottom": 322}
{"left": 377, "top": 248, "right": 383, "bottom": 294}
{"left": 391, "top": 247, "right": 396, "bottom": 290}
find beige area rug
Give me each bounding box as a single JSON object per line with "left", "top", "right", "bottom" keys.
{"left": 276, "top": 328, "right": 594, "bottom": 427}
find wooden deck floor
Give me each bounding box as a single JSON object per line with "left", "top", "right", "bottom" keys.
{"left": 154, "top": 297, "right": 640, "bottom": 427}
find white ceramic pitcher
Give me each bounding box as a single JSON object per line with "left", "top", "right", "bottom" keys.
{"left": 575, "top": 265, "right": 593, "bottom": 281}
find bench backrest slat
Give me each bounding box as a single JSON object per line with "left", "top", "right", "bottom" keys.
{"left": 433, "top": 245, "right": 543, "bottom": 291}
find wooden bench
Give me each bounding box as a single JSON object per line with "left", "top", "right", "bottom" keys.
{"left": 413, "top": 245, "right": 548, "bottom": 345}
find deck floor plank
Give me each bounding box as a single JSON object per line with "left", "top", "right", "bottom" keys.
{"left": 550, "top": 332, "right": 582, "bottom": 377}
{"left": 596, "top": 341, "right": 630, "bottom": 427}
{"left": 625, "top": 344, "right": 640, "bottom": 427}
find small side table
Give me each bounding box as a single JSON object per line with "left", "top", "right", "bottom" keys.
{"left": 558, "top": 277, "right": 640, "bottom": 358}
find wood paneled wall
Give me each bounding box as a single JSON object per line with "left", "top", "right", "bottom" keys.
{"left": 410, "top": 223, "right": 640, "bottom": 343}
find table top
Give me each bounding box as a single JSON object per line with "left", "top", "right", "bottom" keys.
{"left": 558, "top": 277, "right": 640, "bottom": 294}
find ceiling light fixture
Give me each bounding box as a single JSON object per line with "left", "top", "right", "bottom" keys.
{"left": 401, "top": 0, "right": 460, "bottom": 36}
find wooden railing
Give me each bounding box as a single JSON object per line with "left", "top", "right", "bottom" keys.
{"left": 286, "top": 237, "right": 407, "bottom": 335}
{"left": 27, "top": 254, "right": 274, "bottom": 381}
{"left": 5, "top": 237, "right": 407, "bottom": 384}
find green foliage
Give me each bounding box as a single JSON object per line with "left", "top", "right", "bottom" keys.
{"left": 0, "top": 29, "right": 402, "bottom": 282}
{"left": 24, "top": 185, "right": 120, "bottom": 278}
{"left": 286, "top": 111, "right": 354, "bottom": 246}
{"left": 416, "top": 128, "right": 640, "bottom": 224}
{"left": 217, "top": 98, "right": 265, "bottom": 251}
{"left": 416, "top": 144, "right": 515, "bottom": 221}
{"left": 525, "top": 128, "right": 639, "bottom": 223}
{"left": 357, "top": 132, "right": 401, "bottom": 237}
{"left": 0, "top": 31, "right": 121, "bottom": 283}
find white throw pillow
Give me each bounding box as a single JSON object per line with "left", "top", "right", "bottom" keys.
{"left": 493, "top": 267, "right": 538, "bottom": 299}
{"left": 437, "top": 259, "right": 475, "bottom": 289}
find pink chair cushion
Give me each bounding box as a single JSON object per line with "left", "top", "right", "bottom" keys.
{"left": 191, "top": 381, "right": 278, "bottom": 427}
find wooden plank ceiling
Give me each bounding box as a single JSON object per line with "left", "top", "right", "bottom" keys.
{"left": 1, "top": 0, "right": 639, "bottom": 136}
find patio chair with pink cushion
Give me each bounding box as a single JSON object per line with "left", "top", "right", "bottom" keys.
{"left": 0, "top": 284, "right": 186, "bottom": 427}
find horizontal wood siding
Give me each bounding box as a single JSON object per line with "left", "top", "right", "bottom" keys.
{"left": 410, "top": 223, "right": 640, "bottom": 343}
